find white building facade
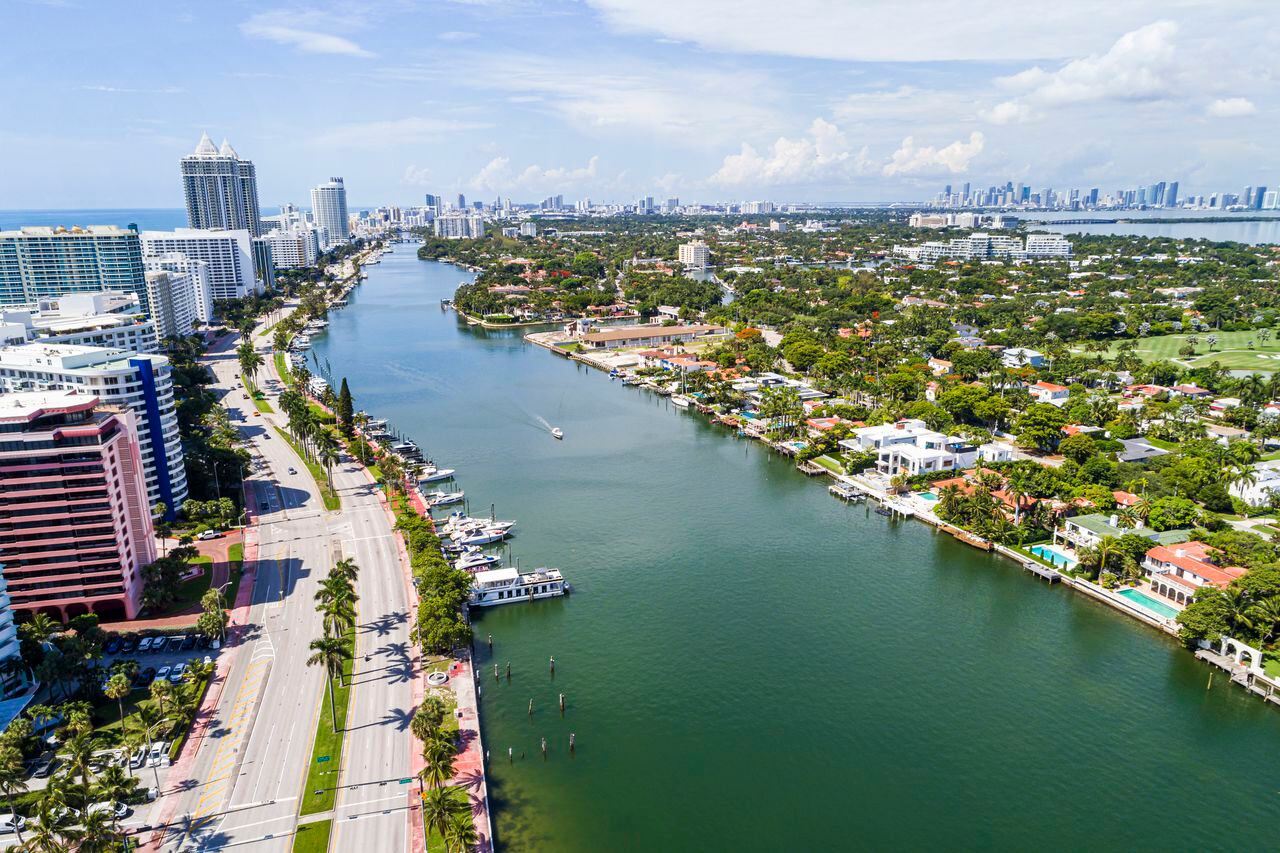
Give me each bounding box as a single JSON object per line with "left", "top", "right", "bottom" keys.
{"left": 144, "top": 253, "right": 214, "bottom": 325}
{"left": 310, "top": 178, "right": 350, "bottom": 249}
{"left": 140, "top": 228, "right": 259, "bottom": 301}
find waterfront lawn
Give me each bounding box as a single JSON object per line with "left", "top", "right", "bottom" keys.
{"left": 299, "top": 631, "right": 355, "bottom": 815}
{"left": 812, "top": 455, "right": 845, "bottom": 475}
{"left": 291, "top": 819, "right": 332, "bottom": 853}
{"left": 425, "top": 786, "right": 470, "bottom": 849}
{"left": 273, "top": 426, "right": 341, "bottom": 510}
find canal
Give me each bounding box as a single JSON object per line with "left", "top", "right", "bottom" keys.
{"left": 311, "top": 245, "right": 1280, "bottom": 851}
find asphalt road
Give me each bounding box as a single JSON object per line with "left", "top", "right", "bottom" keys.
{"left": 153, "top": 308, "right": 413, "bottom": 852}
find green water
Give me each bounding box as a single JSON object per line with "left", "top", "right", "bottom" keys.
{"left": 312, "top": 247, "right": 1280, "bottom": 851}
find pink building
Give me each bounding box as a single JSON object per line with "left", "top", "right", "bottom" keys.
{"left": 0, "top": 391, "right": 155, "bottom": 621}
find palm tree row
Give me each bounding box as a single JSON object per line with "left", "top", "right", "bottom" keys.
{"left": 410, "top": 694, "right": 476, "bottom": 851}
{"left": 278, "top": 389, "right": 343, "bottom": 488}
{"left": 307, "top": 558, "right": 359, "bottom": 732}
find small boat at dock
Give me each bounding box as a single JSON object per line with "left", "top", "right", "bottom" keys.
{"left": 671, "top": 394, "right": 693, "bottom": 408}
{"left": 419, "top": 466, "right": 456, "bottom": 483}
{"left": 829, "top": 483, "right": 866, "bottom": 502}
{"left": 423, "top": 489, "right": 465, "bottom": 507}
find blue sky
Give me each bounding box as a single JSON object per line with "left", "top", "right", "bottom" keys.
{"left": 1, "top": 0, "right": 1275, "bottom": 208}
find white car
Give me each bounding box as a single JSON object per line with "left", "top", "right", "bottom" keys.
{"left": 155, "top": 665, "right": 171, "bottom": 682}
{"left": 130, "top": 744, "right": 148, "bottom": 769}
{"left": 87, "top": 801, "right": 130, "bottom": 819}
{"left": 148, "top": 742, "right": 169, "bottom": 767}
{"left": 0, "top": 814, "right": 25, "bottom": 834}
{"left": 197, "top": 530, "right": 221, "bottom": 541}
{"left": 168, "top": 663, "right": 187, "bottom": 683}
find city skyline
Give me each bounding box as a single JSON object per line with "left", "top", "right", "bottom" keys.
{"left": 2, "top": 1, "right": 1275, "bottom": 208}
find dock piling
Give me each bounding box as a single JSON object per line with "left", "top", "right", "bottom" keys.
{"left": 559, "top": 692, "right": 565, "bottom": 714}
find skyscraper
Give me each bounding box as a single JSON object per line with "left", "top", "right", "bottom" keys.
{"left": 310, "top": 178, "right": 350, "bottom": 249}
{"left": 1166, "top": 181, "right": 1179, "bottom": 207}
{"left": 180, "top": 133, "right": 263, "bottom": 236}
{"left": 0, "top": 226, "right": 148, "bottom": 311}
{"left": 456, "top": 193, "right": 467, "bottom": 210}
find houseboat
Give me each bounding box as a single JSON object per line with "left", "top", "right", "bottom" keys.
{"left": 469, "top": 567, "right": 567, "bottom": 607}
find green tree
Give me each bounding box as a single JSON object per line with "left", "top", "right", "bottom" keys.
{"left": 1058, "top": 432, "right": 1097, "bottom": 464}
{"left": 103, "top": 674, "right": 132, "bottom": 741}
{"left": 1015, "top": 403, "right": 1068, "bottom": 452}
{"left": 306, "top": 636, "right": 349, "bottom": 732}
{"left": 197, "top": 588, "right": 229, "bottom": 643}
{"left": 444, "top": 809, "right": 479, "bottom": 853}
{"left": 1176, "top": 586, "right": 1233, "bottom": 648}
{"left": 336, "top": 378, "right": 354, "bottom": 437}
{"left": 0, "top": 746, "right": 27, "bottom": 845}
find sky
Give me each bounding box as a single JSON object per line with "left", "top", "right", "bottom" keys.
{"left": 1, "top": 0, "right": 1276, "bottom": 208}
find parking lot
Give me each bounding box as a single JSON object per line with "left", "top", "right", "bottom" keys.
{"left": 100, "top": 631, "right": 222, "bottom": 691}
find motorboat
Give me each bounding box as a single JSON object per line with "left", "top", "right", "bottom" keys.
{"left": 393, "top": 441, "right": 423, "bottom": 460}
{"left": 671, "top": 394, "right": 693, "bottom": 408}
{"left": 470, "top": 567, "right": 567, "bottom": 607}
{"left": 455, "top": 550, "right": 501, "bottom": 571}
{"left": 423, "top": 489, "right": 465, "bottom": 507}
{"left": 451, "top": 527, "right": 509, "bottom": 547}
{"left": 438, "top": 511, "right": 515, "bottom": 533}
{"left": 551, "top": 427, "right": 564, "bottom": 440}
{"left": 419, "top": 466, "right": 456, "bottom": 483}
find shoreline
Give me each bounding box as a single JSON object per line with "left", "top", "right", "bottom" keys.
{"left": 532, "top": 335, "right": 1280, "bottom": 709}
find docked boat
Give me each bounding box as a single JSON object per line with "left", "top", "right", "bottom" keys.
{"left": 829, "top": 483, "right": 866, "bottom": 502}
{"left": 455, "top": 549, "right": 501, "bottom": 571}
{"left": 671, "top": 394, "right": 693, "bottom": 409}
{"left": 419, "top": 466, "right": 456, "bottom": 483}
{"left": 551, "top": 427, "right": 564, "bottom": 440}
{"left": 439, "top": 512, "right": 515, "bottom": 534}
{"left": 621, "top": 376, "right": 642, "bottom": 386}
{"left": 393, "top": 440, "right": 423, "bottom": 460}
{"left": 451, "top": 527, "right": 509, "bottom": 547}
{"left": 469, "top": 567, "right": 567, "bottom": 607}
{"left": 423, "top": 489, "right": 465, "bottom": 507}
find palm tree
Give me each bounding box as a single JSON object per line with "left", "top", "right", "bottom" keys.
{"left": 1224, "top": 588, "right": 1255, "bottom": 636}
{"left": 421, "top": 733, "right": 457, "bottom": 789}
{"left": 92, "top": 764, "right": 134, "bottom": 834}
{"left": 421, "top": 787, "right": 460, "bottom": 843}
{"left": 443, "top": 808, "right": 479, "bottom": 853}
{"left": 332, "top": 558, "right": 359, "bottom": 585}
{"left": 103, "top": 674, "right": 131, "bottom": 740}
{"left": 1247, "top": 596, "right": 1280, "bottom": 642}
{"left": 1004, "top": 469, "right": 1032, "bottom": 526}
{"left": 149, "top": 679, "right": 175, "bottom": 720}
{"left": 316, "top": 433, "right": 339, "bottom": 490}
{"left": 19, "top": 612, "right": 60, "bottom": 645}
{"left": 307, "top": 636, "right": 349, "bottom": 732}
{"left": 237, "top": 342, "right": 264, "bottom": 389}
{"left": 76, "top": 807, "right": 122, "bottom": 853}
{"left": 0, "top": 746, "right": 27, "bottom": 845}
{"left": 380, "top": 453, "right": 404, "bottom": 496}
{"left": 20, "top": 797, "right": 79, "bottom": 852}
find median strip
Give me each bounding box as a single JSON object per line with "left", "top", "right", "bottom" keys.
{"left": 299, "top": 628, "right": 355, "bottom": 815}
{"left": 272, "top": 426, "right": 341, "bottom": 510}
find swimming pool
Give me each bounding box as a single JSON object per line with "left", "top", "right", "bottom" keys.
{"left": 1029, "top": 543, "right": 1077, "bottom": 569}
{"left": 1116, "top": 588, "right": 1180, "bottom": 619}
{"left": 917, "top": 491, "right": 938, "bottom": 502}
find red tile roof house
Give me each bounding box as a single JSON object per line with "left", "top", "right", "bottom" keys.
{"left": 1125, "top": 384, "right": 1169, "bottom": 398}
{"left": 1143, "top": 542, "right": 1247, "bottom": 607}
{"left": 1170, "top": 384, "right": 1213, "bottom": 398}
{"left": 1029, "top": 380, "right": 1070, "bottom": 406}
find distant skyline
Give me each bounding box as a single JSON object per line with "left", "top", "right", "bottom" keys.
{"left": 1, "top": 1, "right": 1275, "bottom": 208}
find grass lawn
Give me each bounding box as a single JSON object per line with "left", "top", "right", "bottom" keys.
{"left": 812, "top": 455, "right": 845, "bottom": 474}
{"left": 291, "top": 819, "right": 332, "bottom": 853}
{"left": 1093, "top": 328, "right": 1280, "bottom": 371}
{"left": 299, "top": 631, "right": 355, "bottom": 815}
{"left": 252, "top": 392, "right": 273, "bottom": 414}
{"left": 1265, "top": 657, "right": 1280, "bottom": 680}
{"left": 274, "top": 351, "right": 291, "bottom": 384}
{"left": 274, "top": 427, "right": 341, "bottom": 511}
{"left": 1144, "top": 436, "right": 1180, "bottom": 451}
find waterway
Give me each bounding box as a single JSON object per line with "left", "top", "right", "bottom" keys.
{"left": 309, "top": 245, "right": 1280, "bottom": 850}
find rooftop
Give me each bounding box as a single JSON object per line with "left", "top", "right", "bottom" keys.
{"left": 0, "top": 389, "right": 98, "bottom": 422}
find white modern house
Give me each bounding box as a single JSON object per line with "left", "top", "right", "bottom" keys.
{"left": 838, "top": 419, "right": 979, "bottom": 477}
{"left": 1002, "top": 347, "right": 1046, "bottom": 368}
{"left": 1230, "top": 465, "right": 1280, "bottom": 507}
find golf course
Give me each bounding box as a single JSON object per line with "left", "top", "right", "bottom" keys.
{"left": 1094, "top": 328, "right": 1280, "bottom": 371}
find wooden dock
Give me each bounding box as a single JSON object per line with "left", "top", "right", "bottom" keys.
{"left": 1195, "top": 649, "right": 1280, "bottom": 706}
{"left": 796, "top": 459, "right": 827, "bottom": 476}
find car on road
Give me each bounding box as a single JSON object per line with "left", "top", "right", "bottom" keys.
{"left": 30, "top": 753, "right": 57, "bottom": 779}
{"left": 155, "top": 665, "right": 171, "bottom": 682}
{"left": 287, "top": 467, "right": 297, "bottom": 475}
{"left": 197, "top": 530, "right": 222, "bottom": 541}
{"left": 0, "top": 814, "right": 25, "bottom": 834}
{"left": 87, "top": 801, "right": 130, "bottom": 820}
{"left": 169, "top": 663, "right": 187, "bottom": 683}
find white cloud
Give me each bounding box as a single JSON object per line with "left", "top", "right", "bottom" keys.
{"left": 994, "top": 21, "right": 1178, "bottom": 111}
{"left": 241, "top": 14, "right": 375, "bottom": 57}
{"left": 980, "top": 101, "right": 1033, "bottom": 125}
{"left": 80, "top": 84, "right": 184, "bottom": 95}
{"left": 469, "top": 156, "right": 601, "bottom": 193}
{"left": 584, "top": 0, "right": 1218, "bottom": 63}
{"left": 883, "top": 132, "right": 985, "bottom": 176}
{"left": 709, "top": 119, "right": 870, "bottom": 187}
{"left": 438, "top": 31, "right": 477, "bottom": 41}
{"left": 316, "top": 117, "right": 489, "bottom": 147}
{"left": 402, "top": 164, "right": 433, "bottom": 186}
{"left": 1206, "top": 97, "right": 1256, "bottom": 118}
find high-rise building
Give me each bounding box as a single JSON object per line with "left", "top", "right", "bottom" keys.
{"left": 1166, "top": 181, "right": 1180, "bottom": 207}
{"left": 0, "top": 344, "right": 186, "bottom": 512}
{"left": 0, "top": 292, "right": 159, "bottom": 354}
{"left": 140, "top": 228, "right": 259, "bottom": 301}
{"left": 310, "top": 178, "right": 350, "bottom": 249}
{"left": 144, "top": 254, "right": 214, "bottom": 326}
{"left": 143, "top": 270, "right": 202, "bottom": 339}
{"left": 433, "top": 215, "right": 485, "bottom": 239}
{"left": 261, "top": 229, "right": 321, "bottom": 269}
{"left": 0, "top": 565, "right": 25, "bottom": 699}
{"left": 1253, "top": 186, "right": 1268, "bottom": 210}
{"left": 678, "top": 240, "right": 711, "bottom": 269}
{"left": 456, "top": 193, "right": 466, "bottom": 210}
{"left": 0, "top": 226, "right": 149, "bottom": 313}
{"left": 0, "top": 391, "right": 156, "bottom": 620}
{"left": 180, "top": 133, "right": 262, "bottom": 236}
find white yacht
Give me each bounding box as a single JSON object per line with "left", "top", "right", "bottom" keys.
{"left": 671, "top": 394, "right": 693, "bottom": 408}
{"left": 455, "top": 550, "right": 501, "bottom": 571}
{"left": 419, "top": 466, "right": 456, "bottom": 483}
{"left": 551, "top": 427, "right": 564, "bottom": 440}
{"left": 423, "top": 489, "right": 465, "bottom": 507}
{"left": 470, "top": 567, "right": 566, "bottom": 607}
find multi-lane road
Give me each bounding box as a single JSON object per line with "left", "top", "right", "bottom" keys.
{"left": 152, "top": 312, "right": 415, "bottom": 851}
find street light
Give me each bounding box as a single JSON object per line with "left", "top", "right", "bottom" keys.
{"left": 143, "top": 717, "right": 173, "bottom": 793}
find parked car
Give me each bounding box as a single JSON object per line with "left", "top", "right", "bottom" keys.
{"left": 135, "top": 667, "right": 156, "bottom": 687}
{"left": 168, "top": 663, "right": 187, "bottom": 683}
{"left": 197, "top": 530, "right": 221, "bottom": 541}
{"left": 103, "top": 637, "right": 122, "bottom": 655}
{"left": 155, "top": 665, "right": 171, "bottom": 682}
{"left": 30, "top": 753, "right": 57, "bottom": 779}
{"left": 129, "top": 745, "right": 148, "bottom": 769}
{"left": 136, "top": 637, "right": 154, "bottom": 654}
{"left": 0, "top": 814, "right": 26, "bottom": 834}
{"left": 87, "top": 802, "right": 130, "bottom": 820}
{"left": 202, "top": 655, "right": 213, "bottom": 667}
{"left": 120, "top": 636, "right": 139, "bottom": 654}
{"left": 196, "top": 635, "right": 210, "bottom": 649}
{"left": 148, "top": 742, "right": 169, "bottom": 767}
{"left": 181, "top": 635, "right": 198, "bottom": 651}
{"left": 210, "top": 638, "right": 222, "bottom": 650}
{"left": 166, "top": 637, "right": 185, "bottom": 653}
